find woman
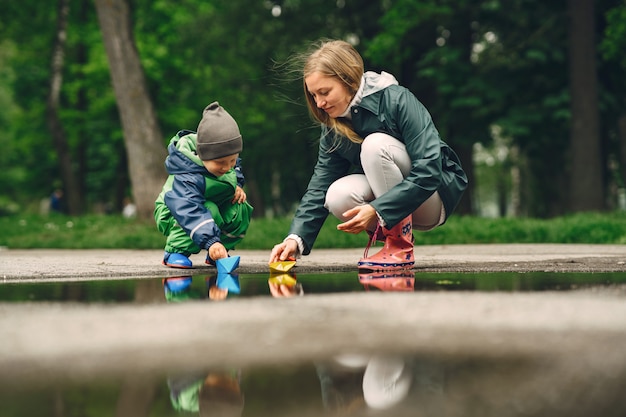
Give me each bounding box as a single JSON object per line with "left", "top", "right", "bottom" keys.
{"left": 269, "top": 39, "right": 467, "bottom": 270}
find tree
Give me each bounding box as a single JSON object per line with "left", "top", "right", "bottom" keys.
{"left": 366, "top": 0, "right": 489, "bottom": 216}
{"left": 94, "top": 0, "right": 167, "bottom": 220}
{"left": 478, "top": 0, "right": 572, "bottom": 217}
{"left": 2, "top": 0, "right": 624, "bottom": 218}
{"left": 600, "top": 2, "right": 626, "bottom": 207}
{"left": 568, "top": 0, "right": 604, "bottom": 211}
{"left": 47, "top": 0, "right": 83, "bottom": 215}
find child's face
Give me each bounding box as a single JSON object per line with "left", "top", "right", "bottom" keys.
{"left": 203, "top": 154, "right": 239, "bottom": 177}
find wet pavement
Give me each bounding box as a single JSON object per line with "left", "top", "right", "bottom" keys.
{"left": 1, "top": 244, "right": 626, "bottom": 416}
{"left": 2, "top": 243, "right": 626, "bottom": 281}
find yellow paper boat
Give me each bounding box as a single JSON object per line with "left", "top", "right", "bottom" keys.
{"left": 268, "top": 273, "right": 297, "bottom": 286}
{"left": 269, "top": 260, "right": 296, "bottom": 273}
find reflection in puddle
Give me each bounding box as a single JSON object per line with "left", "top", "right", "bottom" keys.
{"left": 1, "top": 351, "right": 624, "bottom": 416}
{"left": 359, "top": 271, "right": 415, "bottom": 291}
{"left": 167, "top": 368, "right": 244, "bottom": 415}
{"left": 1, "top": 271, "right": 625, "bottom": 416}
{"left": 2, "top": 271, "right": 625, "bottom": 303}
{"left": 163, "top": 274, "right": 241, "bottom": 302}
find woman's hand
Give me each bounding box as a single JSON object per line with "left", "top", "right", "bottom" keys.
{"left": 268, "top": 281, "right": 303, "bottom": 298}
{"left": 232, "top": 186, "right": 247, "bottom": 204}
{"left": 336, "top": 204, "right": 378, "bottom": 234}
{"left": 269, "top": 239, "right": 299, "bottom": 263}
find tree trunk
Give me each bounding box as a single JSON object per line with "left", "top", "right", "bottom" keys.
{"left": 568, "top": 0, "right": 604, "bottom": 211}
{"left": 619, "top": 114, "right": 626, "bottom": 190}
{"left": 46, "top": 0, "right": 83, "bottom": 215}
{"left": 75, "top": 0, "right": 90, "bottom": 210}
{"left": 94, "top": 0, "right": 167, "bottom": 220}
{"left": 114, "top": 376, "right": 157, "bottom": 417}
{"left": 113, "top": 278, "right": 163, "bottom": 417}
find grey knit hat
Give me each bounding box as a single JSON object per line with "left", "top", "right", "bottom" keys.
{"left": 196, "top": 102, "right": 242, "bottom": 160}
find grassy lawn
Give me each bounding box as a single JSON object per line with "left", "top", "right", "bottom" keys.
{"left": 0, "top": 211, "right": 625, "bottom": 250}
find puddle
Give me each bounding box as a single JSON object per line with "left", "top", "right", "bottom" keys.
{"left": 1, "top": 347, "right": 624, "bottom": 416}
{"left": 2, "top": 271, "right": 626, "bottom": 303}
{"left": 1, "top": 271, "right": 625, "bottom": 416}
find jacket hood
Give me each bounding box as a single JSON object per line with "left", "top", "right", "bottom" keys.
{"left": 341, "top": 71, "right": 399, "bottom": 117}
{"left": 361, "top": 71, "right": 399, "bottom": 97}
{"left": 165, "top": 133, "right": 207, "bottom": 176}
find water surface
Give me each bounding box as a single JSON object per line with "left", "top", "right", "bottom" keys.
{"left": 1, "top": 271, "right": 625, "bottom": 416}
{"left": 2, "top": 271, "right": 625, "bottom": 303}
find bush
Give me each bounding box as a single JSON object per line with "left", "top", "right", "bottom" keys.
{"left": 0, "top": 211, "right": 625, "bottom": 250}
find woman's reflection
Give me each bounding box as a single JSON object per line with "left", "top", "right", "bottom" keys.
{"left": 358, "top": 271, "right": 415, "bottom": 292}
{"left": 268, "top": 272, "right": 303, "bottom": 298}
{"left": 316, "top": 354, "right": 446, "bottom": 414}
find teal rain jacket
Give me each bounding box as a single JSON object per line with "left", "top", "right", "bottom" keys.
{"left": 288, "top": 72, "right": 468, "bottom": 255}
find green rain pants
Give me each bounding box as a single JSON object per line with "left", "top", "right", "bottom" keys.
{"left": 154, "top": 198, "right": 253, "bottom": 257}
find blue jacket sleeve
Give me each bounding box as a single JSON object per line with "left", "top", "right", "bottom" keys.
{"left": 234, "top": 158, "right": 245, "bottom": 187}
{"left": 164, "top": 172, "right": 221, "bottom": 250}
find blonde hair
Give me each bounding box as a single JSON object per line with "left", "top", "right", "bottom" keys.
{"left": 301, "top": 40, "right": 365, "bottom": 144}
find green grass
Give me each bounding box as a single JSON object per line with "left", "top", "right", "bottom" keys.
{"left": 0, "top": 211, "right": 625, "bottom": 250}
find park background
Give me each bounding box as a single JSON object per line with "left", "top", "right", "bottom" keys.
{"left": 1, "top": 0, "right": 626, "bottom": 249}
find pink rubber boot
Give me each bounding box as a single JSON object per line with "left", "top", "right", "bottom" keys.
{"left": 358, "top": 216, "right": 414, "bottom": 271}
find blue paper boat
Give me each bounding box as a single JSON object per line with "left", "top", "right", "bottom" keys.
{"left": 216, "top": 273, "right": 241, "bottom": 294}
{"left": 216, "top": 256, "right": 240, "bottom": 274}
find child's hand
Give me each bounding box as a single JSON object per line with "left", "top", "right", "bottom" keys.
{"left": 232, "top": 186, "right": 247, "bottom": 204}
{"left": 209, "top": 242, "right": 228, "bottom": 261}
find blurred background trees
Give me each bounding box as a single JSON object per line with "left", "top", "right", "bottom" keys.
{"left": 0, "top": 0, "right": 624, "bottom": 220}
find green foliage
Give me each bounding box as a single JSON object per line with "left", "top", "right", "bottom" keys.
{"left": 1, "top": 212, "right": 624, "bottom": 250}
{"left": 421, "top": 212, "right": 626, "bottom": 245}
{"left": 601, "top": 5, "right": 626, "bottom": 65}
{"left": 1, "top": 0, "right": 625, "bottom": 218}
{"left": 0, "top": 215, "right": 162, "bottom": 249}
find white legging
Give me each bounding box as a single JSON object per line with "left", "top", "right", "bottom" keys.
{"left": 324, "top": 132, "right": 445, "bottom": 231}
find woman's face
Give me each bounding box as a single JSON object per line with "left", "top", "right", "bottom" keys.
{"left": 305, "top": 71, "right": 352, "bottom": 119}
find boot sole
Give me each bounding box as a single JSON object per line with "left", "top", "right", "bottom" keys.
{"left": 357, "top": 261, "right": 414, "bottom": 272}
{"left": 162, "top": 261, "right": 192, "bottom": 269}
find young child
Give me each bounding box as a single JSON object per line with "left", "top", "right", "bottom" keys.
{"left": 154, "top": 102, "right": 253, "bottom": 268}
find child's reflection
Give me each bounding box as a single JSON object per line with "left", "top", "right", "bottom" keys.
{"left": 207, "top": 273, "right": 240, "bottom": 300}
{"left": 168, "top": 369, "right": 244, "bottom": 416}
{"left": 162, "top": 275, "right": 244, "bottom": 416}
{"left": 162, "top": 274, "right": 241, "bottom": 302}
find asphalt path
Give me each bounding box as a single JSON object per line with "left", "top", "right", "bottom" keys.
{"left": 1, "top": 244, "right": 625, "bottom": 416}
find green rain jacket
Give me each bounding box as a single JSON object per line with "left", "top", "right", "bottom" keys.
{"left": 154, "top": 130, "right": 253, "bottom": 253}
{"left": 288, "top": 72, "right": 467, "bottom": 255}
